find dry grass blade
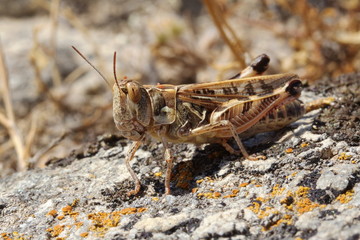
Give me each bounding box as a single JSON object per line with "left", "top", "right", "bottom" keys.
{"left": 63, "top": 66, "right": 88, "bottom": 84}
{"left": 203, "top": 0, "right": 246, "bottom": 68}
{"left": 24, "top": 113, "right": 38, "bottom": 161}
{"left": 30, "top": 27, "right": 48, "bottom": 94}
{"left": 49, "top": 0, "right": 62, "bottom": 87}
{"left": 0, "top": 43, "right": 14, "bottom": 123}
{"left": 0, "top": 40, "right": 27, "bottom": 171}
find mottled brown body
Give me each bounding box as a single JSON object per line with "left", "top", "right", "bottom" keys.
{"left": 111, "top": 60, "right": 304, "bottom": 195}
{"left": 139, "top": 73, "right": 304, "bottom": 145}
{"left": 73, "top": 48, "right": 326, "bottom": 196}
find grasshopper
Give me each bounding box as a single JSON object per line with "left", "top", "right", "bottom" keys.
{"left": 73, "top": 47, "right": 330, "bottom": 196}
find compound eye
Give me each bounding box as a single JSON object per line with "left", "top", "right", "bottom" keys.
{"left": 127, "top": 82, "right": 142, "bottom": 103}
{"left": 286, "top": 80, "right": 303, "bottom": 96}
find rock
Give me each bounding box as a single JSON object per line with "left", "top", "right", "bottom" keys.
{"left": 316, "top": 164, "right": 359, "bottom": 192}
{"left": 192, "top": 210, "right": 249, "bottom": 239}
{"left": 295, "top": 210, "right": 321, "bottom": 230}
{"left": 309, "top": 209, "right": 360, "bottom": 240}
{"left": 133, "top": 213, "right": 190, "bottom": 232}
{"left": 350, "top": 183, "right": 360, "bottom": 207}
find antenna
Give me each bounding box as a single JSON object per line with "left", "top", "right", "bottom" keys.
{"left": 113, "top": 51, "right": 121, "bottom": 91}
{"left": 71, "top": 46, "right": 112, "bottom": 89}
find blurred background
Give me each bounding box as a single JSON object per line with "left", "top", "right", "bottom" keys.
{"left": 0, "top": 0, "right": 359, "bottom": 176}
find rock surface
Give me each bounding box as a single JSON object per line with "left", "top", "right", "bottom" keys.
{"left": 1, "top": 73, "right": 359, "bottom": 239}
{"left": 1, "top": 1, "right": 360, "bottom": 239}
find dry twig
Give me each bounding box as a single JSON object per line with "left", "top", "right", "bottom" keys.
{"left": 49, "top": 0, "right": 62, "bottom": 86}
{"left": 203, "top": 0, "right": 246, "bottom": 68}
{"left": 0, "top": 41, "right": 28, "bottom": 171}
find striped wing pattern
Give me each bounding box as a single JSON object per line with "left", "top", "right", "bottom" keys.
{"left": 177, "top": 73, "right": 300, "bottom": 107}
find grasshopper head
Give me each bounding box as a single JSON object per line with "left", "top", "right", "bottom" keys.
{"left": 112, "top": 79, "right": 152, "bottom": 141}
{"left": 72, "top": 46, "right": 153, "bottom": 141}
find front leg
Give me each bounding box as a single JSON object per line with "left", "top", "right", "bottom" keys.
{"left": 125, "top": 139, "right": 143, "bottom": 196}
{"left": 161, "top": 138, "right": 174, "bottom": 195}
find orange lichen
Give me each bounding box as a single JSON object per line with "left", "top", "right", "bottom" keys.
{"left": 295, "top": 187, "right": 309, "bottom": 198}
{"left": 239, "top": 182, "right": 249, "bottom": 187}
{"left": 271, "top": 184, "right": 285, "bottom": 197}
{"left": 204, "top": 177, "right": 214, "bottom": 182}
{"left": 74, "top": 222, "right": 84, "bottom": 229}
{"left": 232, "top": 189, "right": 240, "bottom": 194}
{"left": 263, "top": 214, "right": 293, "bottom": 231}
{"left": 336, "top": 189, "right": 354, "bottom": 204}
{"left": 59, "top": 204, "right": 80, "bottom": 220}
{"left": 152, "top": 197, "right": 159, "bottom": 201}
{"left": 197, "top": 192, "right": 222, "bottom": 199}
{"left": 62, "top": 205, "right": 72, "bottom": 215}
{"left": 71, "top": 199, "right": 79, "bottom": 207}
{"left": 296, "top": 197, "right": 320, "bottom": 214}
{"left": 292, "top": 187, "right": 321, "bottom": 214}
{"left": 286, "top": 172, "right": 298, "bottom": 179}
{"left": 121, "top": 207, "right": 146, "bottom": 215}
{"left": 70, "top": 212, "right": 80, "bottom": 220}
{"left": 47, "top": 209, "right": 58, "bottom": 217}
{"left": 1, "top": 233, "right": 11, "bottom": 240}
{"left": 1, "top": 232, "right": 29, "bottom": 240}
{"left": 224, "top": 189, "right": 240, "bottom": 198}
{"left": 300, "top": 142, "right": 309, "bottom": 148}
{"left": 248, "top": 199, "right": 294, "bottom": 231}
{"left": 338, "top": 152, "right": 352, "bottom": 160}
{"left": 192, "top": 188, "right": 198, "bottom": 193}
{"left": 247, "top": 201, "right": 261, "bottom": 214}
{"left": 44, "top": 201, "right": 146, "bottom": 238}
{"left": 154, "top": 172, "right": 162, "bottom": 177}
{"left": 258, "top": 207, "right": 278, "bottom": 219}
{"left": 223, "top": 193, "right": 237, "bottom": 198}
{"left": 196, "top": 179, "right": 204, "bottom": 184}
{"left": 255, "top": 197, "right": 267, "bottom": 203}
{"left": 88, "top": 212, "right": 121, "bottom": 233}
{"left": 80, "top": 232, "right": 89, "bottom": 238}
{"left": 87, "top": 208, "right": 146, "bottom": 236}
{"left": 248, "top": 185, "right": 326, "bottom": 232}
{"left": 213, "top": 192, "right": 221, "bottom": 198}
{"left": 285, "top": 148, "right": 293, "bottom": 153}
{"left": 46, "top": 225, "right": 65, "bottom": 237}
{"left": 196, "top": 176, "right": 214, "bottom": 184}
